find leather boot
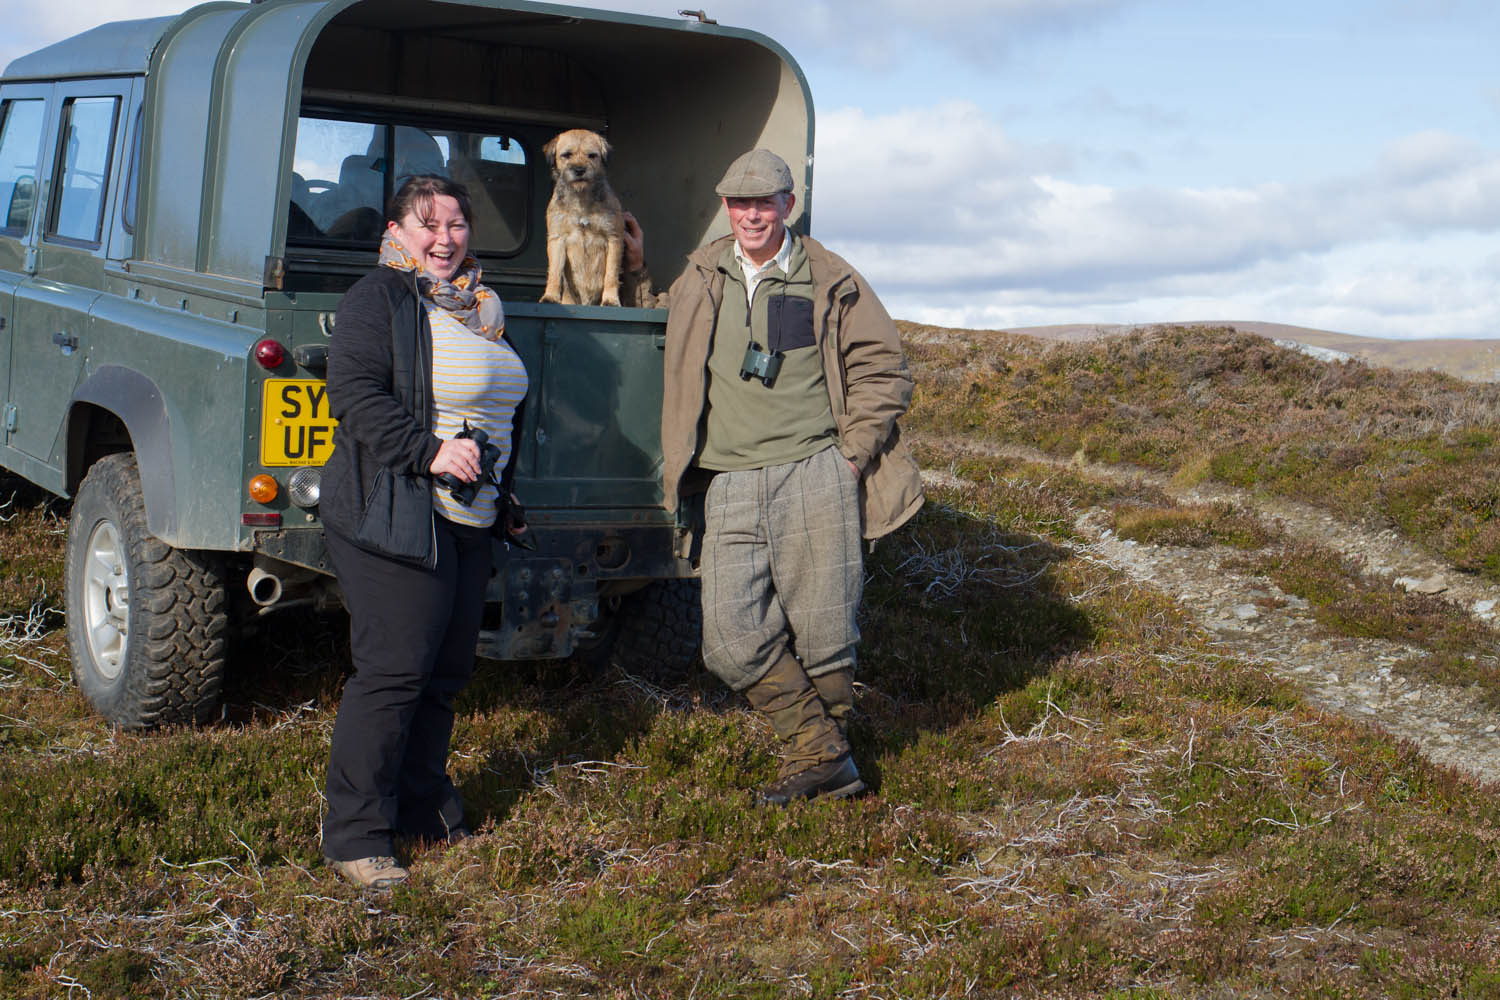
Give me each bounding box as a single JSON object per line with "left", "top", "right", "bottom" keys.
{"left": 327, "top": 855, "right": 409, "bottom": 890}
{"left": 743, "top": 651, "right": 862, "bottom": 804}
{"left": 810, "top": 667, "right": 854, "bottom": 739}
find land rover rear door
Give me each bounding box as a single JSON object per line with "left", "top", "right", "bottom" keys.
{"left": 6, "top": 77, "right": 137, "bottom": 488}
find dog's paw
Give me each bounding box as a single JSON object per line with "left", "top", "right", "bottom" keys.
{"left": 539, "top": 291, "right": 561, "bottom": 304}
{"left": 602, "top": 291, "right": 621, "bottom": 307}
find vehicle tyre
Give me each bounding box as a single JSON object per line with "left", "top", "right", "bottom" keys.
{"left": 65, "top": 453, "right": 228, "bottom": 728}
{"left": 610, "top": 578, "right": 703, "bottom": 677}
{"left": 577, "top": 578, "right": 702, "bottom": 679}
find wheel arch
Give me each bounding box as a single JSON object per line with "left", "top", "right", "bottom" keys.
{"left": 67, "top": 365, "right": 178, "bottom": 542}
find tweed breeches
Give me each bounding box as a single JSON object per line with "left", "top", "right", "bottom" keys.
{"left": 698, "top": 445, "right": 864, "bottom": 690}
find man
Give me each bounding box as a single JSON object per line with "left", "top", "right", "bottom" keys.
{"left": 631, "top": 148, "right": 923, "bottom": 805}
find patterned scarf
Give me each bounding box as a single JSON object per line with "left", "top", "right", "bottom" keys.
{"left": 379, "top": 232, "right": 506, "bottom": 342}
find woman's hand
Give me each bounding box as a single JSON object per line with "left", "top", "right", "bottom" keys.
{"left": 429, "top": 437, "right": 481, "bottom": 482}
{"left": 504, "top": 493, "right": 530, "bottom": 537}
{"left": 502, "top": 492, "right": 536, "bottom": 549}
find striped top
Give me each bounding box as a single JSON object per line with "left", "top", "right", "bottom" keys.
{"left": 426, "top": 303, "right": 528, "bottom": 528}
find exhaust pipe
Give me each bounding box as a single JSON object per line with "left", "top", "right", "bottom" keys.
{"left": 247, "top": 566, "right": 283, "bottom": 607}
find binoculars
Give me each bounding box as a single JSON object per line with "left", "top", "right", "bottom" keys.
{"left": 434, "top": 421, "right": 504, "bottom": 507}
{"left": 739, "top": 342, "right": 783, "bottom": 388}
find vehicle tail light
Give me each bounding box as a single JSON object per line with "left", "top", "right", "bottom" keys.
{"left": 254, "top": 338, "right": 287, "bottom": 369}
{"left": 241, "top": 512, "right": 282, "bottom": 527}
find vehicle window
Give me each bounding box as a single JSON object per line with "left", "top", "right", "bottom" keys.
{"left": 455, "top": 132, "right": 529, "bottom": 254}
{"left": 0, "top": 98, "right": 46, "bottom": 236}
{"left": 481, "top": 136, "right": 525, "bottom": 164}
{"left": 289, "top": 118, "right": 385, "bottom": 242}
{"left": 49, "top": 96, "right": 120, "bottom": 245}
{"left": 289, "top": 115, "right": 528, "bottom": 254}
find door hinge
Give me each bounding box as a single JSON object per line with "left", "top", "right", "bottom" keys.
{"left": 3, "top": 403, "right": 17, "bottom": 434}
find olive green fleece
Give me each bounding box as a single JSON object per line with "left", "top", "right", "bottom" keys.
{"left": 697, "top": 239, "right": 838, "bottom": 471}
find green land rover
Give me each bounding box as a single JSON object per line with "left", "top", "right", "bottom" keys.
{"left": 0, "top": 0, "right": 817, "bottom": 727}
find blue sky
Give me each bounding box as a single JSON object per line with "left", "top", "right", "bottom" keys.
{"left": 4, "top": 0, "right": 1497, "bottom": 338}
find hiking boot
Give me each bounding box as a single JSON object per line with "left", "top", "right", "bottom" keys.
{"left": 758, "top": 753, "right": 866, "bottom": 807}
{"left": 327, "top": 855, "right": 410, "bottom": 890}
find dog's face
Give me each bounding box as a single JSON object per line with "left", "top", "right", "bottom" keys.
{"left": 543, "top": 129, "right": 612, "bottom": 190}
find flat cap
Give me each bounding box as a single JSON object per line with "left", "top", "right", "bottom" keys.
{"left": 715, "top": 148, "right": 794, "bottom": 198}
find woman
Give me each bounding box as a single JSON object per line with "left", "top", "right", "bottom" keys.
{"left": 318, "top": 174, "right": 528, "bottom": 889}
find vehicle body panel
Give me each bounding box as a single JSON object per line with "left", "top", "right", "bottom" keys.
{"left": 1, "top": 0, "right": 815, "bottom": 661}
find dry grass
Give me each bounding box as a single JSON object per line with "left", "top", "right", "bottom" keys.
{"left": 915, "top": 434, "right": 1500, "bottom": 705}
{"left": 7, "top": 326, "right": 1500, "bottom": 997}
{"left": 1111, "top": 502, "right": 1278, "bottom": 550}
{"left": 903, "top": 322, "right": 1500, "bottom": 579}
{"left": 4, "top": 456, "right": 1500, "bottom": 997}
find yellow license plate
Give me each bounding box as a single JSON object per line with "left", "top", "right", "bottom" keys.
{"left": 260, "top": 379, "right": 337, "bottom": 466}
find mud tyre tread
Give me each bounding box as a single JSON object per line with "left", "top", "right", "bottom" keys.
{"left": 65, "top": 453, "right": 228, "bottom": 728}
{"left": 608, "top": 578, "right": 702, "bottom": 679}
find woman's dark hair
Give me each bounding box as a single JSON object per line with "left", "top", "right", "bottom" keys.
{"left": 386, "top": 174, "right": 473, "bottom": 228}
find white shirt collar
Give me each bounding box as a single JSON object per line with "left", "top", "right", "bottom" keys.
{"left": 733, "top": 228, "right": 793, "bottom": 278}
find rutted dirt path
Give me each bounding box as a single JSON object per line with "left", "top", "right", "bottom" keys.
{"left": 920, "top": 439, "right": 1500, "bottom": 786}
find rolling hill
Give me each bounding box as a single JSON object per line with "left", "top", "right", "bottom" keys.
{"left": 1004, "top": 320, "right": 1500, "bottom": 382}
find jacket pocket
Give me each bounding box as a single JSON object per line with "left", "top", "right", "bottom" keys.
{"left": 768, "top": 295, "right": 815, "bottom": 353}
{"left": 354, "top": 466, "right": 435, "bottom": 565}
{"left": 859, "top": 426, "right": 925, "bottom": 541}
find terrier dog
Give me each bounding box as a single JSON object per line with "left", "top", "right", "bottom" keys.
{"left": 540, "top": 129, "right": 624, "bottom": 306}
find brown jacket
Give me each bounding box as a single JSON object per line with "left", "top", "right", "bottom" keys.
{"left": 661, "top": 234, "right": 923, "bottom": 539}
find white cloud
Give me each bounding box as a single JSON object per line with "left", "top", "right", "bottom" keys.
{"left": 812, "top": 102, "right": 1061, "bottom": 243}
{"left": 811, "top": 104, "right": 1500, "bottom": 336}
{"left": 1379, "top": 130, "right": 1482, "bottom": 181}
{"left": 2, "top": 0, "right": 1133, "bottom": 80}
{"left": 1063, "top": 88, "right": 1184, "bottom": 131}
{"left": 562, "top": 0, "right": 1133, "bottom": 68}
{"left": 6, "top": 0, "right": 1493, "bottom": 340}
{"left": 884, "top": 237, "right": 1500, "bottom": 339}
{"left": 803, "top": 0, "right": 1129, "bottom": 65}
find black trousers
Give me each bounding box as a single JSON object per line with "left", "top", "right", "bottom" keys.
{"left": 321, "top": 515, "right": 492, "bottom": 861}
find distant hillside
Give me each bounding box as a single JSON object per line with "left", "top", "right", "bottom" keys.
{"left": 899, "top": 322, "right": 1500, "bottom": 580}
{"left": 991, "top": 321, "right": 1500, "bottom": 383}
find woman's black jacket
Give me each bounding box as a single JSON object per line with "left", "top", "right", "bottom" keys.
{"left": 320, "top": 267, "right": 523, "bottom": 565}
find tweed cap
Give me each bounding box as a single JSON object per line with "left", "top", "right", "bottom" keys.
{"left": 714, "top": 148, "right": 794, "bottom": 198}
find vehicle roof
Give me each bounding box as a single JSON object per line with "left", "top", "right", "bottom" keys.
{"left": 3, "top": 0, "right": 814, "bottom": 290}
{"left": 2, "top": 15, "right": 179, "bottom": 81}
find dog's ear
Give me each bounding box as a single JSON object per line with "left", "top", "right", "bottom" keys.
{"left": 598, "top": 135, "right": 612, "bottom": 165}
{"left": 542, "top": 134, "right": 560, "bottom": 177}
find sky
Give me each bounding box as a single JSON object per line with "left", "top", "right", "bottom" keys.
{"left": 3, "top": 0, "right": 1497, "bottom": 339}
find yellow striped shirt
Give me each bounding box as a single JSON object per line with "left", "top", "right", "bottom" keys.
{"left": 427, "top": 304, "right": 528, "bottom": 528}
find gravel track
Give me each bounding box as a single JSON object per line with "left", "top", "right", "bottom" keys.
{"left": 920, "top": 440, "right": 1500, "bottom": 786}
